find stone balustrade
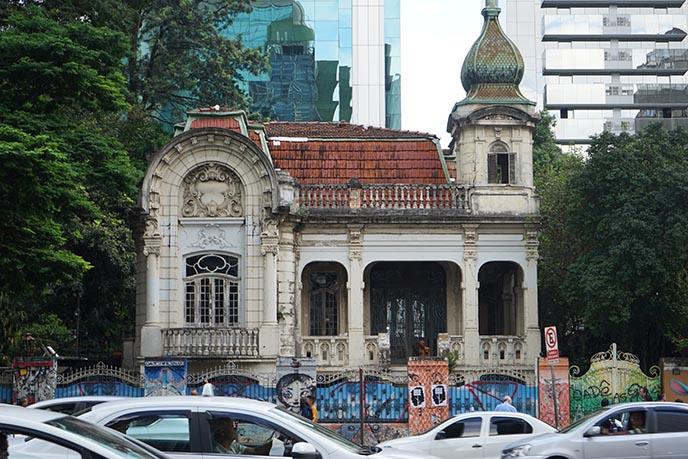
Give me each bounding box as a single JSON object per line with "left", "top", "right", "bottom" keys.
{"left": 299, "top": 336, "right": 349, "bottom": 367}
{"left": 479, "top": 335, "right": 526, "bottom": 365}
{"left": 162, "top": 328, "right": 259, "bottom": 357}
{"left": 296, "top": 183, "right": 471, "bottom": 210}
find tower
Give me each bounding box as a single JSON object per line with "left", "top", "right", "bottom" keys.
{"left": 448, "top": 0, "right": 539, "bottom": 216}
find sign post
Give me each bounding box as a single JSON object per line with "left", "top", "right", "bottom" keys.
{"left": 544, "top": 326, "right": 560, "bottom": 429}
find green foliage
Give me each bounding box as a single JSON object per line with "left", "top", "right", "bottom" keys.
{"left": 536, "top": 118, "right": 688, "bottom": 366}
{"left": 128, "top": 0, "right": 268, "bottom": 125}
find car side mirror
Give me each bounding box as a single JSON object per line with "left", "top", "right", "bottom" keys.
{"left": 435, "top": 431, "right": 447, "bottom": 440}
{"left": 292, "top": 442, "right": 322, "bottom": 459}
{"left": 584, "top": 426, "right": 602, "bottom": 437}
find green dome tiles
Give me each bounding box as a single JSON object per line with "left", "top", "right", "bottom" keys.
{"left": 457, "top": 0, "right": 534, "bottom": 106}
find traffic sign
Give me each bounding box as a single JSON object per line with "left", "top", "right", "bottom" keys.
{"left": 544, "top": 326, "right": 559, "bottom": 364}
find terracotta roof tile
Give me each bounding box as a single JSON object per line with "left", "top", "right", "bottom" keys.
{"left": 264, "top": 121, "right": 436, "bottom": 140}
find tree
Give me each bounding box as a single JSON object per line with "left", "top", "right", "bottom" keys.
{"left": 533, "top": 112, "right": 588, "bottom": 364}
{"left": 127, "top": 0, "right": 268, "bottom": 126}
{"left": 0, "top": 6, "right": 139, "bottom": 360}
{"left": 560, "top": 125, "right": 688, "bottom": 365}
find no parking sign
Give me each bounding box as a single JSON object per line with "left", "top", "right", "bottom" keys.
{"left": 545, "top": 326, "right": 559, "bottom": 364}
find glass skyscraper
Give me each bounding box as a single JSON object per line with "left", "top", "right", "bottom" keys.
{"left": 503, "top": 0, "right": 688, "bottom": 146}
{"left": 224, "top": 0, "right": 401, "bottom": 129}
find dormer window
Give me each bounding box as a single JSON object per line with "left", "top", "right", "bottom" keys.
{"left": 488, "top": 142, "right": 516, "bottom": 185}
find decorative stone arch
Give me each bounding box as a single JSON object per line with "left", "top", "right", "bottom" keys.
{"left": 139, "top": 128, "right": 281, "bottom": 232}
{"left": 477, "top": 260, "right": 525, "bottom": 336}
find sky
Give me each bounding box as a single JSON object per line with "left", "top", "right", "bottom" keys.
{"left": 400, "top": 0, "right": 484, "bottom": 148}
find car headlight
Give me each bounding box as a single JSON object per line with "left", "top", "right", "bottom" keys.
{"left": 502, "top": 444, "right": 532, "bottom": 458}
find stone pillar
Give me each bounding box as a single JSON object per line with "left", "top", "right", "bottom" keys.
{"left": 347, "top": 225, "right": 365, "bottom": 366}
{"left": 278, "top": 227, "right": 297, "bottom": 357}
{"left": 141, "top": 235, "right": 162, "bottom": 358}
{"left": 524, "top": 226, "right": 541, "bottom": 361}
{"left": 462, "top": 224, "right": 480, "bottom": 365}
{"left": 260, "top": 219, "right": 279, "bottom": 357}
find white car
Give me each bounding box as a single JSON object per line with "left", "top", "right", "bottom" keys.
{"left": 501, "top": 401, "right": 688, "bottom": 459}
{"left": 0, "top": 404, "right": 170, "bottom": 459}
{"left": 30, "top": 395, "right": 125, "bottom": 415}
{"left": 77, "top": 395, "right": 441, "bottom": 459}
{"left": 378, "top": 411, "right": 556, "bottom": 459}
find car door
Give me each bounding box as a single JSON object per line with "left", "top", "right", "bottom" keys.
{"left": 199, "top": 410, "right": 305, "bottom": 459}
{"left": 583, "top": 408, "right": 651, "bottom": 459}
{"left": 103, "top": 409, "right": 201, "bottom": 459}
{"left": 427, "top": 415, "right": 484, "bottom": 459}
{"left": 482, "top": 415, "right": 535, "bottom": 458}
{"left": 650, "top": 405, "right": 688, "bottom": 458}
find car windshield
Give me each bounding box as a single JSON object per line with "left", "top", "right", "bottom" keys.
{"left": 47, "top": 416, "right": 167, "bottom": 459}
{"left": 272, "top": 406, "right": 363, "bottom": 453}
{"left": 558, "top": 407, "right": 609, "bottom": 434}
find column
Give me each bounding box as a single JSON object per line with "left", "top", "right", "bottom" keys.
{"left": 141, "top": 235, "right": 162, "bottom": 357}
{"left": 524, "top": 226, "right": 541, "bottom": 361}
{"left": 348, "top": 226, "right": 365, "bottom": 366}
{"left": 261, "top": 234, "right": 279, "bottom": 357}
{"left": 462, "top": 224, "right": 480, "bottom": 365}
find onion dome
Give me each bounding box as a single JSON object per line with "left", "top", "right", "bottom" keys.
{"left": 457, "top": 0, "right": 534, "bottom": 106}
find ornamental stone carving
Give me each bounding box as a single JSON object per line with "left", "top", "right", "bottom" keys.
{"left": 189, "top": 224, "right": 235, "bottom": 249}
{"left": 182, "top": 163, "right": 243, "bottom": 218}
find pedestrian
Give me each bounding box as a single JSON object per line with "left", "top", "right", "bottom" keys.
{"left": 190, "top": 389, "right": 199, "bottom": 396}
{"left": 601, "top": 398, "right": 610, "bottom": 407}
{"left": 657, "top": 392, "right": 666, "bottom": 402}
{"left": 307, "top": 394, "right": 318, "bottom": 422}
{"left": 202, "top": 379, "right": 214, "bottom": 397}
{"left": 494, "top": 395, "right": 517, "bottom": 412}
{"left": 299, "top": 396, "right": 313, "bottom": 420}
{"left": 639, "top": 387, "right": 652, "bottom": 401}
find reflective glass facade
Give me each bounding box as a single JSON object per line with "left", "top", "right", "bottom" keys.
{"left": 223, "top": 0, "right": 401, "bottom": 128}
{"left": 504, "top": 0, "right": 688, "bottom": 144}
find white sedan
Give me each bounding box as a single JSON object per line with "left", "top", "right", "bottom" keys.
{"left": 378, "top": 411, "right": 556, "bottom": 459}
{"left": 76, "top": 395, "right": 441, "bottom": 459}
{"left": 1, "top": 404, "right": 170, "bottom": 459}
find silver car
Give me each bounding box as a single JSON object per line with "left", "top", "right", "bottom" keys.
{"left": 501, "top": 401, "right": 688, "bottom": 459}
{"left": 1, "top": 404, "right": 170, "bottom": 459}
{"left": 378, "top": 411, "right": 555, "bottom": 459}
{"left": 77, "top": 395, "right": 440, "bottom": 459}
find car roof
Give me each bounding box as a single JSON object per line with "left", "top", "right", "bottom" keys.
{"left": 602, "top": 401, "right": 688, "bottom": 410}
{"left": 30, "top": 395, "right": 125, "bottom": 408}
{"left": 0, "top": 404, "right": 67, "bottom": 423}
{"left": 86, "top": 395, "right": 280, "bottom": 415}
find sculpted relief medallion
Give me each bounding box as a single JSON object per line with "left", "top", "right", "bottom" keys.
{"left": 182, "top": 163, "right": 244, "bottom": 217}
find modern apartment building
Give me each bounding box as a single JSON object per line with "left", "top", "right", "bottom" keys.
{"left": 225, "top": 0, "right": 401, "bottom": 129}
{"left": 503, "top": 0, "right": 688, "bottom": 146}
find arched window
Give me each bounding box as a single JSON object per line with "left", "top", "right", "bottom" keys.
{"left": 302, "top": 262, "right": 347, "bottom": 336}
{"left": 184, "top": 253, "right": 240, "bottom": 327}
{"left": 488, "top": 142, "right": 516, "bottom": 184}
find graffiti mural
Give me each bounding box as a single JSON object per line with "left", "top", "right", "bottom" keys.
{"left": 13, "top": 358, "right": 57, "bottom": 404}
{"left": 143, "top": 358, "right": 187, "bottom": 396}
{"left": 408, "top": 358, "right": 449, "bottom": 434}
{"left": 538, "top": 357, "right": 570, "bottom": 428}
{"left": 570, "top": 343, "right": 660, "bottom": 421}
{"left": 660, "top": 358, "right": 688, "bottom": 402}
{"left": 276, "top": 357, "right": 316, "bottom": 414}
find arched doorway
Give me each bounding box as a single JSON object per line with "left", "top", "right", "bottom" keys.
{"left": 370, "top": 262, "right": 447, "bottom": 363}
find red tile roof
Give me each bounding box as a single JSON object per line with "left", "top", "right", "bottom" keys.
{"left": 187, "top": 117, "right": 448, "bottom": 184}
{"left": 264, "top": 121, "right": 435, "bottom": 140}
{"left": 190, "top": 117, "right": 241, "bottom": 131}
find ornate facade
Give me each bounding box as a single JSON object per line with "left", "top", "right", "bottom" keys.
{"left": 130, "top": 0, "right": 542, "bottom": 377}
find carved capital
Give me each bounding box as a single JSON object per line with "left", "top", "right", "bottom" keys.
{"left": 143, "top": 245, "right": 161, "bottom": 257}
{"left": 463, "top": 224, "right": 479, "bottom": 260}
{"left": 261, "top": 243, "right": 278, "bottom": 256}
{"left": 261, "top": 218, "right": 279, "bottom": 239}
{"left": 143, "top": 216, "right": 161, "bottom": 238}
{"left": 349, "top": 248, "right": 362, "bottom": 261}
{"left": 526, "top": 229, "right": 539, "bottom": 261}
